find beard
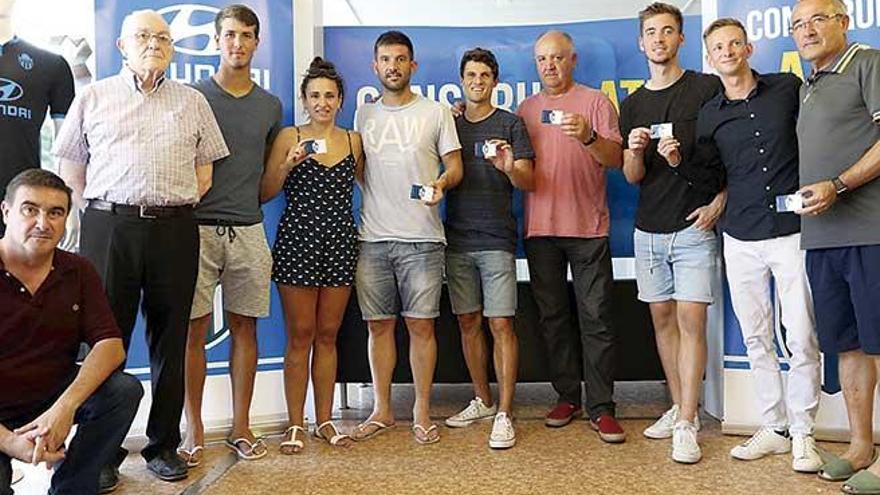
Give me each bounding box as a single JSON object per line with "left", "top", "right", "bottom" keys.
{"left": 380, "top": 72, "right": 410, "bottom": 92}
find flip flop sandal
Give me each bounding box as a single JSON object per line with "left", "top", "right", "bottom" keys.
{"left": 351, "top": 420, "right": 395, "bottom": 442}
{"left": 280, "top": 425, "right": 305, "bottom": 455}
{"left": 843, "top": 470, "right": 880, "bottom": 494}
{"left": 315, "top": 421, "right": 351, "bottom": 446}
{"left": 176, "top": 445, "right": 204, "bottom": 468}
{"left": 412, "top": 424, "right": 440, "bottom": 445}
{"left": 225, "top": 437, "right": 268, "bottom": 461}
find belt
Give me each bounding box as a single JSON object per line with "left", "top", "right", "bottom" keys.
{"left": 86, "top": 199, "right": 194, "bottom": 219}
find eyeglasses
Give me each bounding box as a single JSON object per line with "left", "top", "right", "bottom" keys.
{"left": 130, "top": 31, "right": 173, "bottom": 45}
{"left": 790, "top": 13, "right": 844, "bottom": 33}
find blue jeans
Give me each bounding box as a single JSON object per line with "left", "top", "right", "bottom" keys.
{"left": 446, "top": 250, "right": 517, "bottom": 317}
{"left": 0, "top": 371, "right": 143, "bottom": 495}
{"left": 355, "top": 241, "right": 445, "bottom": 320}
{"left": 633, "top": 224, "right": 717, "bottom": 304}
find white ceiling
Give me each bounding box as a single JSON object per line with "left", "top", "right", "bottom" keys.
{"left": 322, "top": 0, "right": 702, "bottom": 26}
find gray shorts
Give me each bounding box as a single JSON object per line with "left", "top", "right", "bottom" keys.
{"left": 190, "top": 223, "right": 272, "bottom": 319}
{"left": 355, "top": 241, "right": 445, "bottom": 320}
{"left": 446, "top": 250, "right": 517, "bottom": 318}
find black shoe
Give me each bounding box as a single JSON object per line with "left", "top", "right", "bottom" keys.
{"left": 145, "top": 450, "right": 188, "bottom": 482}
{"left": 98, "top": 465, "right": 119, "bottom": 494}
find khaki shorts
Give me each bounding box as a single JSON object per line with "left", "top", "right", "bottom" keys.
{"left": 190, "top": 223, "right": 272, "bottom": 319}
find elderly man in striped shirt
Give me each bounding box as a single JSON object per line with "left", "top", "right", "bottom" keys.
{"left": 54, "top": 9, "right": 228, "bottom": 489}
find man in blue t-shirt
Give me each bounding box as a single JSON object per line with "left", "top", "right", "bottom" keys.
{"left": 443, "top": 48, "right": 534, "bottom": 449}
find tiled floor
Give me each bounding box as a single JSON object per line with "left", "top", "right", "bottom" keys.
{"left": 13, "top": 382, "right": 843, "bottom": 494}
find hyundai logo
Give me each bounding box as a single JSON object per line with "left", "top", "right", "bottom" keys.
{"left": 157, "top": 4, "right": 220, "bottom": 57}
{"left": 0, "top": 78, "right": 24, "bottom": 101}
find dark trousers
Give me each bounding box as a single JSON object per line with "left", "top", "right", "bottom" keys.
{"left": 524, "top": 236, "right": 616, "bottom": 419}
{"left": 0, "top": 371, "right": 143, "bottom": 495}
{"left": 80, "top": 208, "right": 199, "bottom": 460}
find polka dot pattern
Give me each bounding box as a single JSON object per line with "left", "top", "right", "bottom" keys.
{"left": 271, "top": 154, "right": 358, "bottom": 287}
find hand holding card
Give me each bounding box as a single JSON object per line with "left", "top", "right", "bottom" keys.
{"left": 650, "top": 123, "right": 673, "bottom": 139}
{"left": 775, "top": 192, "right": 804, "bottom": 213}
{"left": 541, "top": 109, "right": 564, "bottom": 125}
{"left": 410, "top": 184, "right": 435, "bottom": 203}
{"left": 302, "top": 139, "right": 328, "bottom": 155}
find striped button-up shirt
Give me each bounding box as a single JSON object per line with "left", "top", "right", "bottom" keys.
{"left": 53, "top": 67, "right": 229, "bottom": 206}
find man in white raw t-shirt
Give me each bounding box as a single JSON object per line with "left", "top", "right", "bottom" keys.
{"left": 351, "top": 30, "right": 463, "bottom": 445}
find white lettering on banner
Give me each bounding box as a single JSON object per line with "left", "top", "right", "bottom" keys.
{"left": 745, "top": 0, "right": 880, "bottom": 42}
{"left": 168, "top": 63, "right": 272, "bottom": 89}
{"left": 355, "top": 82, "right": 542, "bottom": 111}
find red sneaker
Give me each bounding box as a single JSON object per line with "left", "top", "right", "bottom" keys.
{"left": 545, "top": 402, "right": 582, "bottom": 427}
{"left": 590, "top": 414, "right": 626, "bottom": 443}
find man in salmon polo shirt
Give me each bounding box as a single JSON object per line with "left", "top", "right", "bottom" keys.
{"left": 516, "top": 29, "right": 625, "bottom": 443}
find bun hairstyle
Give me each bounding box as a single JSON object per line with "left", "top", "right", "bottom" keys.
{"left": 300, "top": 56, "right": 345, "bottom": 104}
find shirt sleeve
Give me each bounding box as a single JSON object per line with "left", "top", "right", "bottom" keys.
{"left": 194, "top": 93, "right": 230, "bottom": 166}
{"left": 437, "top": 105, "right": 462, "bottom": 156}
{"left": 857, "top": 49, "right": 880, "bottom": 124}
{"left": 592, "top": 93, "right": 623, "bottom": 145}
{"left": 51, "top": 89, "right": 90, "bottom": 165}
{"left": 79, "top": 258, "right": 122, "bottom": 346}
{"left": 510, "top": 115, "right": 535, "bottom": 160}
{"left": 49, "top": 55, "right": 75, "bottom": 119}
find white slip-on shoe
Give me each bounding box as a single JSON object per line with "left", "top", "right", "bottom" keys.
{"left": 445, "top": 397, "right": 498, "bottom": 428}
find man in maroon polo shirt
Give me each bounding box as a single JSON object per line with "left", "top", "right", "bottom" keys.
{"left": 0, "top": 169, "right": 142, "bottom": 495}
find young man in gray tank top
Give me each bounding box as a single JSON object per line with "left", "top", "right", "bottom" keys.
{"left": 180, "top": 5, "right": 282, "bottom": 465}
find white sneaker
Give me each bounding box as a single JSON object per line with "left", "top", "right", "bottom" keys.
{"left": 730, "top": 426, "right": 791, "bottom": 460}
{"left": 791, "top": 433, "right": 822, "bottom": 473}
{"left": 489, "top": 412, "right": 516, "bottom": 449}
{"left": 445, "top": 397, "right": 497, "bottom": 428}
{"left": 644, "top": 405, "right": 701, "bottom": 439}
{"left": 644, "top": 405, "right": 679, "bottom": 439}
{"left": 672, "top": 420, "right": 702, "bottom": 464}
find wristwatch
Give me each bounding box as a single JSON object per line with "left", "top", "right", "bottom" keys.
{"left": 831, "top": 176, "right": 849, "bottom": 195}
{"left": 584, "top": 128, "right": 598, "bottom": 146}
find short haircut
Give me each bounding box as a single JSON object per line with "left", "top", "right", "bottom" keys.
{"left": 805, "top": 0, "right": 849, "bottom": 15}
{"left": 703, "top": 18, "right": 748, "bottom": 43}
{"left": 535, "top": 30, "right": 576, "bottom": 54}
{"left": 119, "top": 9, "right": 167, "bottom": 39}
{"left": 214, "top": 4, "right": 260, "bottom": 38}
{"left": 829, "top": 0, "right": 848, "bottom": 15}
{"left": 374, "top": 30, "right": 414, "bottom": 60}
{"left": 4, "top": 169, "right": 72, "bottom": 211}
{"left": 459, "top": 47, "right": 500, "bottom": 80}
{"left": 638, "top": 2, "right": 684, "bottom": 33}
{"left": 300, "top": 56, "right": 345, "bottom": 105}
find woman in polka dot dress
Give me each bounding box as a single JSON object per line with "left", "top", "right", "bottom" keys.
{"left": 261, "top": 57, "right": 364, "bottom": 453}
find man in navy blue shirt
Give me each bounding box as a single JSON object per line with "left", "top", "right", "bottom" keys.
{"left": 442, "top": 48, "right": 534, "bottom": 449}
{"left": 697, "top": 18, "right": 821, "bottom": 473}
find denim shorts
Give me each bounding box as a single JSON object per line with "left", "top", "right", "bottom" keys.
{"left": 355, "top": 241, "right": 445, "bottom": 320}
{"left": 446, "top": 250, "right": 517, "bottom": 318}
{"left": 633, "top": 224, "right": 717, "bottom": 304}
{"left": 807, "top": 244, "right": 880, "bottom": 354}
